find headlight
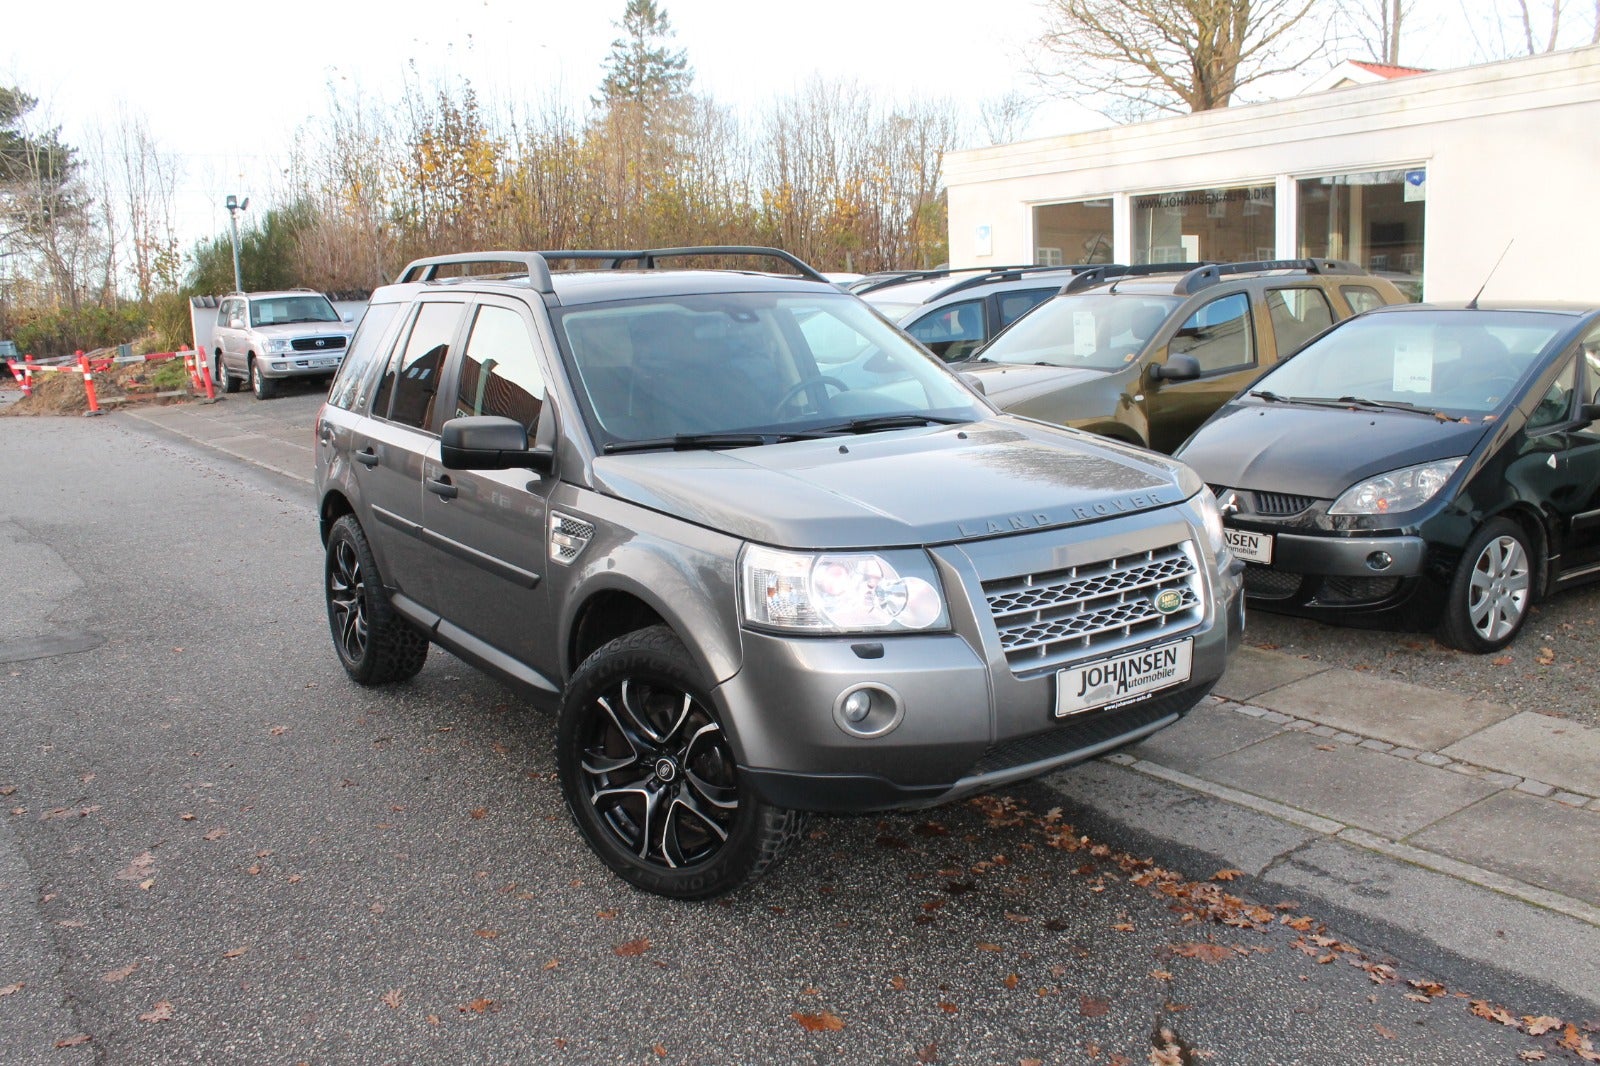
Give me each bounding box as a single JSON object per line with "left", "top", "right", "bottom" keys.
{"left": 266, "top": 337, "right": 294, "bottom": 353}
{"left": 1329, "top": 458, "right": 1463, "bottom": 515}
{"left": 741, "top": 546, "right": 947, "bottom": 633}
{"left": 1194, "top": 486, "right": 1226, "bottom": 557}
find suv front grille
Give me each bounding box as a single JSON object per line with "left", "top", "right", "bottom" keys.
{"left": 983, "top": 542, "right": 1204, "bottom": 677}
{"left": 291, "top": 336, "right": 347, "bottom": 351}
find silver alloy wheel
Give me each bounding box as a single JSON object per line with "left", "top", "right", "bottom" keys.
{"left": 1466, "top": 533, "right": 1530, "bottom": 643}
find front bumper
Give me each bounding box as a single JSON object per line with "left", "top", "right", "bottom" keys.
{"left": 715, "top": 513, "right": 1245, "bottom": 813}
{"left": 259, "top": 352, "right": 345, "bottom": 379}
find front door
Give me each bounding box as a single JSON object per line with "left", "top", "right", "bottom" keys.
{"left": 1144, "top": 291, "right": 1262, "bottom": 452}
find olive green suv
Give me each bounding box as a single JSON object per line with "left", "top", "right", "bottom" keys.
{"left": 957, "top": 260, "right": 1410, "bottom": 452}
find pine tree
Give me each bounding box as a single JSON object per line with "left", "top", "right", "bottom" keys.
{"left": 596, "top": 0, "right": 693, "bottom": 112}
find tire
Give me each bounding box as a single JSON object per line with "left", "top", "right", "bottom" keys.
{"left": 1438, "top": 516, "right": 1534, "bottom": 653}
{"left": 557, "top": 626, "right": 805, "bottom": 899}
{"left": 217, "top": 355, "right": 241, "bottom": 394}
{"left": 250, "top": 359, "right": 277, "bottom": 400}
{"left": 324, "top": 514, "right": 429, "bottom": 685}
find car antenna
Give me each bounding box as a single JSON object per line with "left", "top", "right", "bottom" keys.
{"left": 1466, "top": 239, "right": 1514, "bottom": 310}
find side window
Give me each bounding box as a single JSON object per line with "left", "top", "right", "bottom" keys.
{"left": 907, "top": 299, "right": 985, "bottom": 361}
{"left": 1342, "top": 285, "right": 1386, "bottom": 314}
{"left": 376, "top": 302, "right": 463, "bottom": 430}
{"left": 996, "top": 288, "right": 1054, "bottom": 328}
{"left": 1266, "top": 287, "right": 1334, "bottom": 356}
{"left": 326, "top": 303, "right": 401, "bottom": 412}
{"left": 454, "top": 305, "right": 545, "bottom": 430}
{"left": 1528, "top": 356, "right": 1577, "bottom": 432}
{"left": 1583, "top": 326, "right": 1600, "bottom": 406}
{"left": 1170, "top": 292, "right": 1253, "bottom": 375}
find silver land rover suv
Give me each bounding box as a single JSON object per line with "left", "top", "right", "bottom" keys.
{"left": 213, "top": 289, "right": 353, "bottom": 399}
{"left": 313, "top": 247, "right": 1244, "bottom": 899}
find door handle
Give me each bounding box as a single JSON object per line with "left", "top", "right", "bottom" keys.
{"left": 354, "top": 448, "right": 379, "bottom": 467}
{"left": 426, "top": 476, "right": 458, "bottom": 499}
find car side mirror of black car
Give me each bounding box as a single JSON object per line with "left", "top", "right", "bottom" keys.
{"left": 1150, "top": 354, "right": 1201, "bottom": 382}
{"left": 440, "top": 415, "right": 555, "bottom": 474}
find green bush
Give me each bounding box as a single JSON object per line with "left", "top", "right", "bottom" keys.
{"left": 10, "top": 304, "right": 149, "bottom": 358}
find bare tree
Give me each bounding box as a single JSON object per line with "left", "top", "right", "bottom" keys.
{"left": 1461, "top": 0, "right": 1598, "bottom": 58}
{"left": 978, "top": 91, "right": 1039, "bottom": 145}
{"left": 1032, "top": 0, "right": 1327, "bottom": 119}
{"left": 1337, "top": 0, "right": 1413, "bottom": 62}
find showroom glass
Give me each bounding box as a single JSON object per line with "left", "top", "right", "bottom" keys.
{"left": 1131, "top": 186, "right": 1275, "bottom": 265}
{"left": 375, "top": 302, "right": 464, "bottom": 429}
{"left": 250, "top": 295, "right": 340, "bottom": 326}
{"left": 1171, "top": 293, "right": 1255, "bottom": 373}
{"left": 1032, "top": 199, "right": 1114, "bottom": 266}
{"left": 1298, "top": 169, "right": 1425, "bottom": 291}
{"left": 981, "top": 294, "right": 1183, "bottom": 371}
{"left": 1246, "top": 311, "right": 1567, "bottom": 414}
{"left": 454, "top": 305, "right": 545, "bottom": 430}
{"left": 327, "top": 303, "right": 400, "bottom": 412}
{"left": 553, "top": 291, "right": 986, "bottom": 445}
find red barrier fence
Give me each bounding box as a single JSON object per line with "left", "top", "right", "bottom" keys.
{"left": 6, "top": 345, "right": 211, "bottom": 412}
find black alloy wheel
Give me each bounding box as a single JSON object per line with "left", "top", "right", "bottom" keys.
{"left": 557, "top": 626, "right": 803, "bottom": 899}
{"left": 323, "top": 514, "right": 428, "bottom": 684}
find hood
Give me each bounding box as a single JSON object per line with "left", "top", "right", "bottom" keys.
{"left": 591, "top": 420, "right": 1198, "bottom": 549}
{"left": 1177, "top": 402, "right": 1495, "bottom": 498}
{"left": 252, "top": 321, "right": 350, "bottom": 338}
{"left": 957, "top": 362, "right": 1108, "bottom": 409}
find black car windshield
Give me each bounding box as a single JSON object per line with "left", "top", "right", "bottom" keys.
{"left": 1248, "top": 310, "right": 1568, "bottom": 415}
{"left": 250, "top": 295, "right": 340, "bottom": 326}
{"left": 977, "top": 294, "right": 1183, "bottom": 370}
{"left": 553, "top": 291, "right": 988, "bottom": 448}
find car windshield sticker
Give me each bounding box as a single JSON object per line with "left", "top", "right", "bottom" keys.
{"left": 1393, "top": 331, "right": 1434, "bottom": 393}
{"left": 1073, "top": 311, "right": 1096, "bottom": 357}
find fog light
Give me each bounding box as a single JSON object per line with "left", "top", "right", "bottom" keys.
{"left": 272, "top": 361, "right": 287, "bottom": 371}
{"left": 1367, "top": 551, "right": 1393, "bottom": 571}
{"left": 832, "top": 684, "right": 904, "bottom": 738}
{"left": 842, "top": 690, "right": 872, "bottom": 723}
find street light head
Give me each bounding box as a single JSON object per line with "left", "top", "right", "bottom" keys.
{"left": 240, "top": 197, "right": 250, "bottom": 212}
{"left": 226, "top": 194, "right": 238, "bottom": 210}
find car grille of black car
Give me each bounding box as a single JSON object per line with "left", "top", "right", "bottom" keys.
{"left": 1314, "top": 576, "right": 1402, "bottom": 605}
{"left": 982, "top": 542, "right": 1204, "bottom": 677}
{"left": 964, "top": 687, "right": 1198, "bottom": 777}
{"left": 291, "top": 336, "right": 347, "bottom": 351}
{"left": 1252, "top": 491, "right": 1316, "bottom": 517}
{"left": 1244, "top": 564, "right": 1303, "bottom": 599}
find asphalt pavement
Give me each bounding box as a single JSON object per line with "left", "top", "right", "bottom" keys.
{"left": 0, "top": 396, "right": 1596, "bottom": 1062}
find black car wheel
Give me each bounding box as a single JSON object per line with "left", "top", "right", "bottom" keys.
{"left": 216, "top": 356, "right": 240, "bottom": 394}
{"left": 1439, "top": 517, "right": 1533, "bottom": 653}
{"left": 250, "top": 360, "right": 278, "bottom": 400}
{"left": 557, "top": 626, "right": 804, "bottom": 899}
{"left": 324, "top": 514, "right": 428, "bottom": 684}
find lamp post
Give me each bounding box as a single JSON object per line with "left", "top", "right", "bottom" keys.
{"left": 224, "top": 194, "right": 250, "bottom": 292}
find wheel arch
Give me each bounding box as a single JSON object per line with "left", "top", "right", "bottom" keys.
{"left": 319, "top": 490, "right": 355, "bottom": 547}
{"left": 1488, "top": 502, "right": 1553, "bottom": 600}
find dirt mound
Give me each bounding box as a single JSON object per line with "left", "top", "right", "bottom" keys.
{"left": 1, "top": 360, "right": 197, "bottom": 417}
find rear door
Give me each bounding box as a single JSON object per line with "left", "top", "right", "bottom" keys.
{"left": 417, "top": 298, "right": 559, "bottom": 689}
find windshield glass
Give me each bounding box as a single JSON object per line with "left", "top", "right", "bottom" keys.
{"left": 250, "top": 295, "right": 340, "bottom": 326}
{"left": 979, "top": 294, "right": 1182, "bottom": 370}
{"left": 554, "top": 291, "right": 988, "bottom": 447}
{"left": 1250, "top": 310, "right": 1568, "bottom": 414}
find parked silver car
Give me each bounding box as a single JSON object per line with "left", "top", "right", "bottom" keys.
{"left": 212, "top": 290, "right": 353, "bottom": 399}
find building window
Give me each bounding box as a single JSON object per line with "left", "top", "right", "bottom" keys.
{"left": 1132, "top": 186, "right": 1275, "bottom": 266}
{"left": 1033, "top": 200, "right": 1114, "bottom": 265}
{"left": 1297, "top": 169, "right": 1424, "bottom": 299}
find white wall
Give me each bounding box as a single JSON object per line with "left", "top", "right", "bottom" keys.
{"left": 945, "top": 45, "right": 1600, "bottom": 303}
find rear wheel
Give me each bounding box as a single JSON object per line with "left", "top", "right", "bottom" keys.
{"left": 1439, "top": 517, "right": 1533, "bottom": 653}
{"left": 324, "top": 514, "right": 428, "bottom": 684}
{"left": 557, "top": 626, "right": 805, "bottom": 899}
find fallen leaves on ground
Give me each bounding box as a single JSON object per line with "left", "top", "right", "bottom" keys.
{"left": 0, "top": 982, "right": 23, "bottom": 996}
{"left": 102, "top": 964, "right": 138, "bottom": 983}
{"left": 613, "top": 938, "right": 651, "bottom": 957}
{"left": 138, "top": 1001, "right": 174, "bottom": 1023}
{"left": 1169, "top": 942, "right": 1233, "bottom": 964}
{"left": 791, "top": 1010, "right": 845, "bottom": 1032}
{"left": 459, "top": 998, "right": 497, "bottom": 1014}
{"left": 114, "top": 852, "right": 156, "bottom": 881}
{"left": 380, "top": 989, "right": 402, "bottom": 1009}
{"left": 54, "top": 1034, "right": 91, "bottom": 1048}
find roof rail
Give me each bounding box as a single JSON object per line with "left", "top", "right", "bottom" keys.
{"left": 1060, "top": 262, "right": 1212, "bottom": 294}
{"left": 398, "top": 246, "right": 830, "bottom": 292}
{"left": 928, "top": 263, "right": 1094, "bottom": 301}
{"left": 851, "top": 263, "right": 1043, "bottom": 296}
{"left": 397, "top": 252, "right": 556, "bottom": 293}
{"left": 1175, "top": 258, "right": 1368, "bottom": 295}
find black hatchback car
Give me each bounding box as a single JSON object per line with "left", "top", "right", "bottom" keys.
{"left": 1176, "top": 303, "right": 1600, "bottom": 652}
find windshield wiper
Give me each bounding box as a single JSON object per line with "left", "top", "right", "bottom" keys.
{"left": 603, "top": 433, "right": 771, "bottom": 454}
{"left": 1335, "top": 396, "right": 1451, "bottom": 419}
{"left": 811, "top": 414, "right": 970, "bottom": 435}
{"left": 1249, "top": 390, "right": 1285, "bottom": 402}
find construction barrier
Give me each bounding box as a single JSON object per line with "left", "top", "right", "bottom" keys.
{"left": 76, "top": 352, "right": 102, "bottom": 417}
{"left": 6, "top": 346, "right": 217, "bottom": 411}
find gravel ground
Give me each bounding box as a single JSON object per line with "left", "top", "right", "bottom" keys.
{"left": 1243, "top": 584, "right": 1600, "bottom": 729}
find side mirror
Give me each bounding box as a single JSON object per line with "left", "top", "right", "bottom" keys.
{"left": 960, "top": 372, "right": 986, "bottom": 395}
{"left": 1580, "top": 402, "right": 1600, "bottom": 424}
{"left": 342, "top": 311, "right": 355, "bottom": 323}
{"left": 1150, "top": 354, "right": 1201, "bottom": 382}
{"left": 440, "top": 415, "right": 554, "bottom": 474}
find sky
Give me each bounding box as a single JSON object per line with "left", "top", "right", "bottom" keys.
{"left": 2, "top": 0, "right": 1579, "bottom": 248}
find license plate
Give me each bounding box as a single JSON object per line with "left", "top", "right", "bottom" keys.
{"left": 1224, "top": 527, "right": 1273, "bottom": 564}
{"left": 1054, "top": 638, "right": 1194, "bottom": 718}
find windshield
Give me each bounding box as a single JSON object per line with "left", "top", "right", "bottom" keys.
{"left": 1249, "top": 310, "right": 1568, "bottom": 415}
{"left": 978, "top": 294, "right": 1182, "bottom": 370}
{"left": 250, "top": 295, "right": 340, "bottom": 326}
{"left": 553, "top": 291, "right": 988, "bottom": 448}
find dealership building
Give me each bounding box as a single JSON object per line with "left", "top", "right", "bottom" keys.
{"left": 944, "top": 45, "right": 1600, "bottom": 303}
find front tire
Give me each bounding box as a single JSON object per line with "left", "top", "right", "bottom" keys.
{"left": 250, "top": 359, "right": 278, "bottom": 400}
{"left": 557, "top": 626, "right": 805, "bottom": 899}
{"left": 1439, "top": 516, "right": 1533, "bottom": 653}
{"left": 324, "top": 514, "right": 428, "bottom": 684}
